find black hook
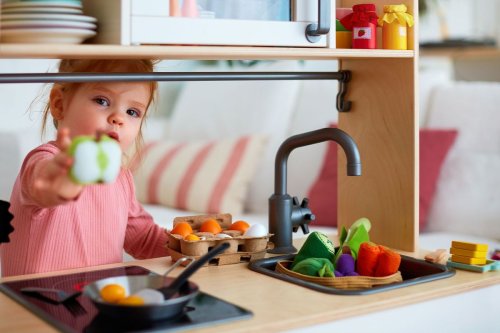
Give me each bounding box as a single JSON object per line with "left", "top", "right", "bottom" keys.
{"left": 336, "top": 70, "right": 352, "bottom": 112}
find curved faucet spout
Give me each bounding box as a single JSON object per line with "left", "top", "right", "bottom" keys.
{"left": 274, "top": 127, "right": 361, "bottom": 195}
{"left": 269, "top": 127, "right": 361, "bottom": 254}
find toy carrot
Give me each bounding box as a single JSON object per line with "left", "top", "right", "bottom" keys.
{"left": 374, "top": 246, "right": 401, "bottom": 277}
{"left": 356, "top": 242, "right": 381, "bottom": 276}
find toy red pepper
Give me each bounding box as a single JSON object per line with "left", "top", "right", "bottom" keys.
{"left": 340, "top": 4, "right": 379, "bottom": 49}
{"left": 356, "top": 242, "right": 381, "bottom": 276}
{"left": 374, "top": 245, "right": 401, "bottom": 277}
{"left": 357, "top": 242, "right": 401, "bottom": 277}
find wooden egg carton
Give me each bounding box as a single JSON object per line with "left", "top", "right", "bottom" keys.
{"left": 166, "top": 213, "right": 271, "bottom": 266}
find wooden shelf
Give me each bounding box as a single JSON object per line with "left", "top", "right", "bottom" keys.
{"left": 0, "top": 44, "right": 415, "bottom": 60}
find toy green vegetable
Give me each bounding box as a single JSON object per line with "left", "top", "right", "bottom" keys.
{"left": 292, "top": 258, "right": 335, "bottom": 277}
{"left": 292, "top": 231, "right": 336, "bottom": 269}
{"left": 334, "top": 217, "right": 371, "bottom": 264}
{"left": 68, "top": 135, "right": 121, "bottom": 185}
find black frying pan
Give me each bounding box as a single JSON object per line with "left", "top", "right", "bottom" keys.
{"left": 83, "top": 242, "right": 230, "bottom": 321}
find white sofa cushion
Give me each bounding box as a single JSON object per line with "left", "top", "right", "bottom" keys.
{"left": 425, "top": 81, "right": 500, "bottom": 240}
{"left": 166, "top": 60, "right": 302, "bottom": 214}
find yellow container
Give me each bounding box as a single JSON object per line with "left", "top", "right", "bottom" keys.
{"left": 382, "top": 22, "right": 407, "bottom": 50}
{"left": 336, "top": 31, "right": 352, "bottom": 49}
{"left": 378, "top": 4, "right": 414, "bottom": 50}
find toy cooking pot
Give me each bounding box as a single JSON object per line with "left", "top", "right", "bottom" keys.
{"left": 83, "top": 242, "right": 230, "bottom": 321}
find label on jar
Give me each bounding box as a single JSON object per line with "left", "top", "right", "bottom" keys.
{"left": 399, "top": 26, "right": 407, "bottom": 36}
{"left": 354, "top": 27, "right": 371, "bottom": 39}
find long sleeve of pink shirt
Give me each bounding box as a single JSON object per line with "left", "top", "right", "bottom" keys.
{"left": 0, "top": 143, "right": 169, "bottom": 277}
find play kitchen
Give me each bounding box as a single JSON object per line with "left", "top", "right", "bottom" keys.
{"left": 0, "top": 126, "right": 497, "bottom": 331}
{"left": 0, "top": 2, "right": 498, "bottom": 331}
{"left": 0, "top": 72, "right": 497, "bottom": 332}
{"left": 0, "top": 219, "right": 498, "bottom": 332}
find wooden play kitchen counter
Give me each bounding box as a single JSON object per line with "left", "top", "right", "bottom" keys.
{"left": 1, "top": 237, "right": 499, "bottom": 333}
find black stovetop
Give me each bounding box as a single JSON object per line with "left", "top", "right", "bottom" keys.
{"left": 0, "top": 266, "right": 252, "bottom": 332}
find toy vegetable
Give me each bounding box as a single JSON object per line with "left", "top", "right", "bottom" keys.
{"left": 378, "top": 4, "right": 414, "bottom": 50}
{"left": 335, "top": 253, "right": 359, "bottom": 277}
{"left": 356, "top": 242, "right": 381, "bottom": 276}
{"left": 334, "top": 217, "right": 371, "bottom": 264}
{"left": 357, "top": 242, "right": 401, "bottom": 277}
{"left": 291, "top": 231, "right": 336, "bottom": 269}
{"left": 374, "top": 246, "right": 401, "bottom": 277}
{"left": 292, "top": 258, "right": 335, "bottom": 277}
{"left": 69, "top": 134, "right": 121, "bottom": 185}
{"left": 340, "top": 4, "right": 379, "bottom": 49}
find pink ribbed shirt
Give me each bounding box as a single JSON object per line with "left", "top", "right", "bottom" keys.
{"left": 0, "top": 143, "right": 169, "bottom": 277}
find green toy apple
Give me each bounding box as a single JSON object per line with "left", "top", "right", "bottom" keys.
{"left": 68, "top": 134, "right": 122, "bottom": 185}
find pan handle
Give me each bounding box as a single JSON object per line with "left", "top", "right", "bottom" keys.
{"left": 162, "top": 257, "right": 195, "bottom": 277}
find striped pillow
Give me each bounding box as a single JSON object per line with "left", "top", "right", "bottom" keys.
{"left": 133, "top": 135, "right": 267, "bottom": 214}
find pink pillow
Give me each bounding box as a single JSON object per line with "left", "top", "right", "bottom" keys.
{"left": 419, "top": 129, "right": 457, "bottom": 231}
{"left": 308, "top": 125, "right": 457, "bottom": 231}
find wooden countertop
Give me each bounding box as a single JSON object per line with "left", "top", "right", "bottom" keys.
{"left": 1, "top": 240, "right": 499, "bottom": 333}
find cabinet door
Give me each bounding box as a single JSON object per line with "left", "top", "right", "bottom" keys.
{"left": 129, "top": 0, "right": 335, "bottom": 47}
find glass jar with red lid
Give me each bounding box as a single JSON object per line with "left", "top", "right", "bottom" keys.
{"left": 340, "top": 4, "right": 379, "bottom": 49}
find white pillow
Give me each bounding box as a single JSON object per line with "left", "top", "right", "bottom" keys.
{"left": 425, "top": 81, "right": 500, "bottom": 240}
{"left": 426, "top": 82, "right": 500, "bottom": 153}
{"left": 427, "top": 153, "right": 500, "bottom": 240}
{"left": 167, "top": 60, "right": 302, "bottom": 214}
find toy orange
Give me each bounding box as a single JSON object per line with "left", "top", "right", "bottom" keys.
{"left": 184, "top": 234, "right": 201, "bottom": 241}
{"left": 229, "top": 220, "right": 250, "bottom": 233}
{"left": 200, "top": 219, "right": 222, "bottom": 234}
{"left": 171, "top": 222, "right": 193, "bottom": 238}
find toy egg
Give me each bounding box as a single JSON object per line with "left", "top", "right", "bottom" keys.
{"left": 132, "top": 288, "right": 164, "bottom": 305}
{"left": 69, "top": 134, "right": 121, "bottom": 185}
{"left": 244, "top": 224, "right": 267, "bottom": 237}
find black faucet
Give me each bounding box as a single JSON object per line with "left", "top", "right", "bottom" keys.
{"left": 268, "top": 128, "right": 362, "bottom": 254}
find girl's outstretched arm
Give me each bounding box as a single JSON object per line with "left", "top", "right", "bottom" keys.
{"left": 31, "top": 128, "right": 83, "bottom": 207}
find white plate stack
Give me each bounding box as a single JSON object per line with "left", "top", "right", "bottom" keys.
{"left": 0, "top": 0, "right": 97, "bottom": 44}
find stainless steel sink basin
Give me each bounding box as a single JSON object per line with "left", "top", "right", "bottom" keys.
{"left": 248, "top": 254, "right": 455, "bottom": 295}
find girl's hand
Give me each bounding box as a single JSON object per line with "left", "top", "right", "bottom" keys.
{"left": 33, "top": 128, "right": 83, "bottom": 206}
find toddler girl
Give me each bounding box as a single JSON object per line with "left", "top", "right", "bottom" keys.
{"left": 0, "top": 59, "right": 170, "bottom": 277}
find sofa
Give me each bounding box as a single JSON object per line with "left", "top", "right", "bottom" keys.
{"left": 0, "top": 59, "right": 499, "bottom": 253}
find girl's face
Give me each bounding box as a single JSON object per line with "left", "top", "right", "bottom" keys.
{"left": 51, "top": 82, "right": 151, "bottom": 151}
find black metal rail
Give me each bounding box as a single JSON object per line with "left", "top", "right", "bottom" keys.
{"left": 0, "top": 70, "right": 352, "bottom": 112}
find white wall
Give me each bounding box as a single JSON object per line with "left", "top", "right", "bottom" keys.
{"left": 419, "top": 0, "right": 499, "bottom": 43}
{"left": 0, "top": 59, "right": 57, "bottom": 132}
